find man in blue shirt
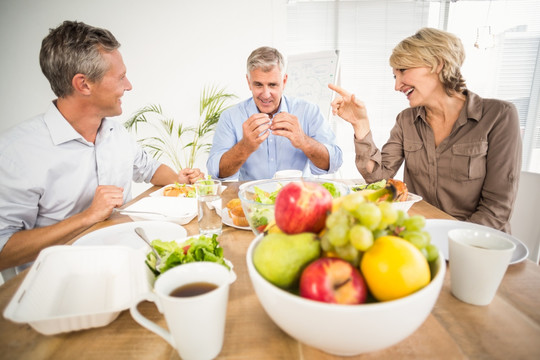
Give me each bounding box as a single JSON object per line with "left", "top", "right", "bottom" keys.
{"left": 207, "top": 46, "right": 342, "bottom": 181}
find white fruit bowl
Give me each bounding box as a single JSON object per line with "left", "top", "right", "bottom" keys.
{"left": 238, "top": 178, "right": 350, "bottom": 236}
{"left": 246, "top": 234, "right": 445, "bottom": 356}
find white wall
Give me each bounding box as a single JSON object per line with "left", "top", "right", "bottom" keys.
{"left": 0, "top": 0, "right": 288, "bottom": 194}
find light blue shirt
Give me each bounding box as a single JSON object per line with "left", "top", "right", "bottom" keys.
{"left": 206, "top": 96, "right": 342, "bottom": 181}
{"left": 0, "top": 103, "right": 161, "bottom": 252}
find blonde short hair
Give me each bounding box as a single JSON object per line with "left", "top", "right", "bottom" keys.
{"left": 389, "top": 28, "right": 466, "bottom": 96}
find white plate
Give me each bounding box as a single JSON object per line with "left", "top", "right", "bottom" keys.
{"left": 424, "top": 219, "right": 529, "bottom": 265}
{"left": 391, "top": 193, "right": 422, "bottom": 212}
{"left": 150, "top": 184, "right": 227, "bottom": 197}
{"left": 221, "top": 209, "right": 251, "bottom": 231}
{"left": 121, "top": 197, "right": 197, "bottom": 224}
{"left": 73, "top": 221, "right": 188, "bottom": 249}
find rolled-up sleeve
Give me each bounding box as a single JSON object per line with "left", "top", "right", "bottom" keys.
{"left": 353, "top": 125, "right": 405, "bottom": 183}
{"left": 132, "top": 144, "right": 161, "bottom": 183}
{"left": 206, "top": 109, "right": 241, "bottom": 180}
{"left": 0, "top": 154, "right": 39, "bottom": 252}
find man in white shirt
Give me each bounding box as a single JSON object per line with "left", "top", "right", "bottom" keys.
{"left": 0, "top": 21, "right": 203, "bottom": 271}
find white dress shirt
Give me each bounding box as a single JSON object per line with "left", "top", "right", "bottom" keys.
{"left": 0, "top": 102, "right": 161, "bottom": 252}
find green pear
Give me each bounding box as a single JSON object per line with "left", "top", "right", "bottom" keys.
{"left": 253, "top": 232, "right": 321, "bottom": 289}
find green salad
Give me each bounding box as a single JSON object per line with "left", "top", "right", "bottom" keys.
{"left": 249, "top": 181, "right": 342, "bottom": 233}
{"left": 253, "top": 185, "right": 282, "bottom": 204}
{"left": 321, "top": 182, "right": 341, "bottom": 198}
{"left": 352, "top": 179, "right": 387, "bottom": 192}
{"left": 146, "top": 234, "right": 229, "bottom": 276}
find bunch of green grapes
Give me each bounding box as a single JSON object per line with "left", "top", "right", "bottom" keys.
{"left": 321, "top": 193, "right": 438, "bottom": 265}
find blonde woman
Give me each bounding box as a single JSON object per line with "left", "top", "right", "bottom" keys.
{"left": 329, "top": 27, "right": 522, "bottom": 232}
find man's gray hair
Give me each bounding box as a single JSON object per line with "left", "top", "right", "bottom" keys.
{"left": 39, "top": 20, "right": 120, "bottom": 98}
{"left": 246, "top": 46, "right": 286, "bottom": 78}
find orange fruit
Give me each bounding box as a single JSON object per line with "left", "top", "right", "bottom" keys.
{"left": 360, "top": 235, "right": 430, "bottom": 301}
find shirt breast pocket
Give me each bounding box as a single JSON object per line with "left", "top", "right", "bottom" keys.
{"left": 403, "top": 141, "right": 425, "bottom": 176}
{"left": 451, "top": 142, "right": 488, "bottom": 181}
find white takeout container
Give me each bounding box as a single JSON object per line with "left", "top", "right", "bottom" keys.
{"left": 3, "top": 245, "right": 152, "bottom": 335}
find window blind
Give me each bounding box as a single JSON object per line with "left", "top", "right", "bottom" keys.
{"left": 286, "top": 0, "right": 430, "bottom": 179}
{"left": 286, "top": 0, "right": 540, "bottom": 175}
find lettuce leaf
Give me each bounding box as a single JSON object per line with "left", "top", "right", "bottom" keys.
{"left": 146, "top": 234, "right": 229, "bottom": 276}
{"left": 352, "top": 179, "right": 387, "bottom": 192}
{"left": 254, "top": 185, "right": 282, "bottom": 204}
{"left": 321, "top": 182, "right": 341, "bottom": 198}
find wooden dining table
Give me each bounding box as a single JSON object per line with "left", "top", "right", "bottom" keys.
{"left": 1, "top": 181, "right": 539, "bottom": 360}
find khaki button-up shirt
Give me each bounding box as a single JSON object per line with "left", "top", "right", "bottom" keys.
{"left": 354, "top": 90, "right": 522, "bottom": 233}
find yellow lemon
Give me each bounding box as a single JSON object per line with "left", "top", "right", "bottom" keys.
{"left": 360, "top": 236, "right": 430, "bottom": 301}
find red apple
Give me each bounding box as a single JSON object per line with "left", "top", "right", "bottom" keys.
{"left": 274, "top": 181, "right": 332, "bottom": 234}
{"left": 299, "top": 257, "right": 367, "bottom": 305}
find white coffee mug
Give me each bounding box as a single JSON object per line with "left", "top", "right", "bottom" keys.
{"left": 130, "top": 262, "right": 236, "bottom": 360}
{"left": 448, "top": 229, "right": 515, "bottom": 306}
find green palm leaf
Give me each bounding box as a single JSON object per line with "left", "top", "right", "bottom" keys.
{"left": 124, "top": 85, "right": 236, "bottom": 171}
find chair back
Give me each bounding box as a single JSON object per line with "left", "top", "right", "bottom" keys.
{"left": 510, "top": 171, "right": 540, "bottom": 264}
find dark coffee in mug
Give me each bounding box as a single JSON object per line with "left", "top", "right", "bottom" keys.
{"left": 170, "top": 282, "right": 218, "bottom": 298}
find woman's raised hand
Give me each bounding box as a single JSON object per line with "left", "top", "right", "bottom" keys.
{"left": 329, "top": 83, "right": 371, "bottom": 139}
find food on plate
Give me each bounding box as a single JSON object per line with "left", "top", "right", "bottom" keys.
{"left": 230, "top": 207, "right": 249, "bottom": 227}
{"left": 163, "top": 183, "right": 196, "bottom": 197}
{"left": 352, "top": 179, "right": 409, "bottom": 202}
{"left": 352, "top": 179, "right": 387, "bottom": 191}
{"left": 146, "top": 234, "right": 229, "bottom": 276}
{"left": 254, "top": 185, "right": 282, "bottom": 204}
{"left": 255, "top": 181, "right": 342, "bottom": 206}
{"left": 253, "top": 232, "right": 320, "bottom": 289}
{"left": 226, "top": 198, "right": 242, "bottom": 209}
{"left": 387, "top": 179, "right": 408, "bottom": 201}
{"left": 320, "top": 182, "right": 342, "bottom": 198}
{"left": 253, "top": 187, "right": 439, "bottom": 304}
{"left": 226, "top": 198, "right": 248, "bottom": 227}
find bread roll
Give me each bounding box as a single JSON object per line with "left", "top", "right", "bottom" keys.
{"left": 230, "top": 204, "right": 248, "bottom": 227}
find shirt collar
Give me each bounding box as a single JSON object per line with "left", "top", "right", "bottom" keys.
{"left": 43, "top": 102, "right": 85, "bottom": 145}
{"left": 413, "top": 90, "right": 480, "bottom": 125}
{"left": 462, "top": 90, "right": 482, "bottom": 123}
{"left": 44, "top": 101, "right": 114, "bottom": 146}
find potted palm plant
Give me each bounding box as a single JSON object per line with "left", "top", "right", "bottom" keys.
{"left": 124, "top": 85, "right": 237, "bottom": 171}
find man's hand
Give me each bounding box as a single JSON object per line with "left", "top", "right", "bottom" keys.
{"left": 82, "top": 185, "right": 124, "bottom": 224}
{"left": 239, "top": 113, "right": 271, "bottom": 152}
{"left": 270, "top": 112, "right": 307, "bottom": 148}
{"left": 270, "top": 112, "right": 330, "bottom": 171}
{"left": 217, "top": 113, "right": 271, "bottom": 178}
{"left": 178, "top": 168, "right": 205, "bottom": 184}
